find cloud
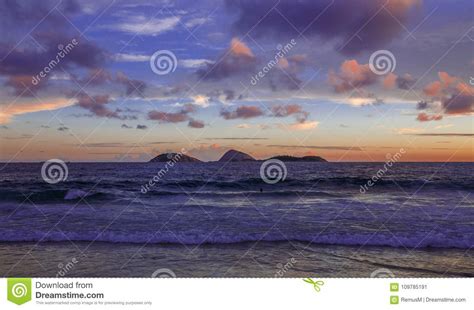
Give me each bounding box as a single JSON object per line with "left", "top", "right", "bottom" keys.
{"left": 0, "top": 98, "right": 73, "bottom": 124}
{"left": 185, "top": 17, "right": 209, "bottom": 28}
{"left": 220, "top": 105, "right": 264, "bottom": 119}
{"left": 107, "top": 16, "right": 180, "bottom": 36}
{"left": 328, "top": 60, "right": 377, "bottom": 93}
{"left": 267, "top": 144, "right": 361, "bottom": 151}
{"left": 116, "top": 72, "right": 147, "bottom": 96}
{"left": 148, "top": 104, "right": 199, "bottom": 125}
{"left": 416, "top": 100, "right": 429, "bottom": 110}
{"left": 121, "top": 124, "right": 132, "bottom": 129}
{"left": 227, "top": 0, "right": 421, "bottom": 55}
{"left": 180, "top": 59, "right": 214, "bottom": 68}
{"left": 197, "top": 38, "right": 256, "bottom": 80}
{"left": 75, "top": 93, "right": 133, "bottom": 119}
{"left": 416, "top": 112, "right": 443, "bottom": 122}
{"left": 278, "top": 121, "right": 319, "bottom": 131}
{"left": 396, "top": 73, "right": 416, "bottom": 90}
{"left": 191, "top": 95, "right": 210, "bottom": 107}
{"left": 407, "top": 133, "right": 474, "bottom": 137}
{"left": 271, "top": 104, "right": 309, "bottom": 123}
{"left": 396, "top": 127, "right": 424, "bottom": 135}
{"left": 58, "top": 126, "right": 69, "bottom": 131}
{"left": 188, "top": 119, "right": 205, "bottom": 128}
{"left": 136, "top": 124, "right": 148, "bottom": 130}
{"left": 113, "top": 53, "right": 149, "bottom": 62}
{"left": 423, "top": 72, "right": 474, "bottom": 115}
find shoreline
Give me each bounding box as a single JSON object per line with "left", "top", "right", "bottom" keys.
{"left": 1, "top": 241, "right": 472, "bottom": 278}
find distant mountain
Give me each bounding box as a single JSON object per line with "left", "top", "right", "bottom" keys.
{"left": 218, "top": 149, "right": 256, "bottom": 162}
{"left": 268, "top": 155, "right": 327, "bottom": 162}
{"left": 149, "top": 153, "right": 202, "bottom": 163}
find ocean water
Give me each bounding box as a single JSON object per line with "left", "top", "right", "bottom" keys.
{"left": 0, "top": 162, "right": 472, "bottom": 250}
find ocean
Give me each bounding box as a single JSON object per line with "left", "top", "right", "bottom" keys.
{"left": 0, "top": 162, "right": 473, "bottom": 277}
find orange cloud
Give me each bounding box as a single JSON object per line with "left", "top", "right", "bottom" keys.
{"left": 229, "top": 38, "right": 254, "bottom": 58}
{"left": 0, "top": 98, "right": 73, "bottom": 124}
{"left": 328, "top": 60, "right": 377, "bottom": 93}
{"left": 383, "top": 73, "right": 397, "bottom": 89}
{"left": 416, "top": 112, "right": 443, "bottom": 122}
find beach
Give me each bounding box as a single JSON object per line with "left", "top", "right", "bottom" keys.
{"left": 0, "top": 241, "right": 472, "bottom": 278}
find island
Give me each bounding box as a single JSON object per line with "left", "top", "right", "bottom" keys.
{"left": 149, "top": 153, "right": 202, "bottom": 163}
{"left": 148, "top": 149, "right": 327, "bottom": 163}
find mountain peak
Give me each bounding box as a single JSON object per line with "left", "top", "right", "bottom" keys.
{"left": 218, "top": 149, "right": 256, "bottom": 162}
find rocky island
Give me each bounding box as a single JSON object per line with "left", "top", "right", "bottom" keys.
{"left": 149, "top": 149, "right": 327, "bottom": 163}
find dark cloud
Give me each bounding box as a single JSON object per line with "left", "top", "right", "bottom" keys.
{"left": 197, "top": 38, "right": 256, "bottom": 80}
{"left": 396, "top": 74, "right": 416, "bottom": 90}
{"left": 271, "top": 104, "right": 309, "bottom": 123}
{"left": 74, "top": 93, "right": 134, "bottom": 120}
{"left": 227, "top": 0, "right": 421, "bottom": 55}
{"left": 116, "top": 72, "right": 147, "bottom": 96}
{"left": 121, "top": 124, "right": 132, "bottom": 129}
{"left": 442, "top": 94, "right": 474, "bottom": 115}
{"left": 416, "top": 101, "right": 429, "bottom": 110}
{"left": 188, "top": 119, "right": 205, "bottom": 128}
{"left": 148, "top": 104, "right": 197, "bottom": 124}
{"left": 57, "top": 126, "right": 69, "bottom": 131}
{"left": 76, "top": 93, "right": 117, "bottom": 118}
{"left": 136, "top": 124, "right": 148, "bottom": 130}
{"left": 220, "top": 105, "right": 264, "bottom": 119}
{"left": 0, "top": 0, "right": 106, "bottom": 96}
{"left": 422, "top": 72, "right": 474, "bottom": 115}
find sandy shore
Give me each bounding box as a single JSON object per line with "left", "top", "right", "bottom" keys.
{"left": 0, "top": 241, "right": 472, "bottom": 278}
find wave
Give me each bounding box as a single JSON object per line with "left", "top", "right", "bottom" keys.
{"left": 0, "top": 188, "right": 110, "bottom": 203}
{"left": 0, "top": 231, "right": 471, "bottom": 249}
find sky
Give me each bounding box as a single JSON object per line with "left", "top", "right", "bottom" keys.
{"left": 0, "top": 0, "right": 473, "bottom": 162}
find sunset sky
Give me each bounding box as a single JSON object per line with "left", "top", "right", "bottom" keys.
{"left": 0, "top": 0, "right": 473, "bottom": 162}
